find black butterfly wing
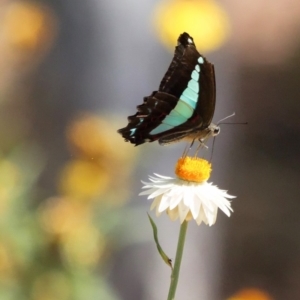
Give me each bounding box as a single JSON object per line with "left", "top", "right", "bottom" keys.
{"left": 157, "top": 33, "right": 216, "bottom": 143}
{"left": 196, "top": 57, "right": 216, "bottom": 128}
{"left": 118, "top": 32, "right": 216, "bottom": 146}
{"left": 157, "top": 62, "right": 215, "bottom": 145}
{"left": 118, "top": 91, "right": 179, "bottom": 145}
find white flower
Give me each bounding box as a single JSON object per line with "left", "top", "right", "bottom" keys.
{"left": 140, "top": 173, "right": 235, "bottom": 226}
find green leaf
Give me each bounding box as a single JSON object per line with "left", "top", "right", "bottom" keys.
{"left": 147, "top": 213, "right": 172, "bottom": 269}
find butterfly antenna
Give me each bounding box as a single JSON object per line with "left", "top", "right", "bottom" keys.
{"left": 219, "top": 122, "right": 248, "bottom": 125}
{"left": 209, "top": 113, "right": 247, "bottom": 162}
{"left": 217, "top": 112, "right": 248, "bottom": 125}
{"left": 217, "top": 112, "right": 235, "bottom": 125}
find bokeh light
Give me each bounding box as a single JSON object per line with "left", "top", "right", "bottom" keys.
{"left": 64, "top": 113, "right": 137, "bottom": 206}
{"left": 61, "top": 224, "right": 105, "bottom": 269}
{"left": 228, "top": 288, "right": 273, "bottom": 300}
{"left": 2, "top": 1, "right": 56, "bottom": 53}
{"left": 0, "top": 0, "right": 57, "bottom": 100}
{"left": 59, "top": 160, "right": 110, "bottom": 200}
{"left": 39, "top": 197, "right": 92, "bottom": 237}
{"left": 154, "top": 0, "right": 230, "bottom": 52}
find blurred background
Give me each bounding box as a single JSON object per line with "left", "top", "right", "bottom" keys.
{"left": 0, "top": 0, "right": 300, "bottom": 299}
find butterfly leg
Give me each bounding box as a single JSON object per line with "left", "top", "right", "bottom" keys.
{"left": 182, "top": 139, "right": 196, "bottom": 158}
{"left": 194, "top": 139, "right": 208, "bottom": 157}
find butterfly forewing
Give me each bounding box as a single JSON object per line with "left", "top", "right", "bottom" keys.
{"left": 195, "top": 57, "right": 216, "bottom": 127}
{"left": 159, "top": 34, "right": 200, "bottom": 98}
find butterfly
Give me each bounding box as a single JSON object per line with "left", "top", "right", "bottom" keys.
{"left": 118, "top": 32, "right": 220, "bottom": 146}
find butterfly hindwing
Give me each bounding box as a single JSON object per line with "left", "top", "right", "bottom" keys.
{"left": 118, "top": 32, "right": 216, "bottom": 146}
{"left": 118, "top": 92, "right": 179, "bottom": 145}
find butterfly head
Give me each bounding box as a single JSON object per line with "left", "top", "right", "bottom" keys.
{"left": 211, "top": 124, "right": 220, "bottom": 137}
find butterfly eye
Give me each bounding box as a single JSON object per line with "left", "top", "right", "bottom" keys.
{"left": 213, "top": 127, "right": 220, "bottom": 136}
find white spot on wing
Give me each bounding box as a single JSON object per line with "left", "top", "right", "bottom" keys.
{"left": 198, "top": 57, "right": 204, "bottom": 64}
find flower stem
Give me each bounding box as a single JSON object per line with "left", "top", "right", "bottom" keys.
{"left": 167, "top": 221, "right": 188, "bottom": 300}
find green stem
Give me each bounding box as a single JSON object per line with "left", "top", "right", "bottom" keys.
{"left": 167, "top": 221, "right": 188, "bottom": 300}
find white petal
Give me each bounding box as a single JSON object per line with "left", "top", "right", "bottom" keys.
{"left": 145, "top": 181, "right": 174, "bottom": 188}
{"left": 154, "top": 196, "right": 164, "bottom": 216}
{"left": 203, "top": 203, "right": 218, "bottom": 226}
{"left": 195, "top": 207, "right": 204, "bottom": 225}
{"left": 139, "top": 187, "right": 158, "bottom": 195}
{"left": 153, "top": 173, "right": 173, "bottom": 179}
{"left": 150, "top": 196, "right": 162, "bottom": 210}
{"left": 167, "top": 207, "right": 179, "bottom": 221}
{"left": 182, "top": 186, "right": 193, "bottom": 207}
{"left": 169, "top": 193, "right": 183, "bottom": 210}
{"left": 195, "top": 192, "right": 215, "bottom": 213}
{"left": 155, "top": 207, "right": 162, "bottom": 217}
{"left": 182, "top": 187, "right": 201, "bottom": 220}
{"left": 158, "top": 193, "right": 173, "bottom": 212}
{"left": 146, "top": 187, "right": 171, "bottom": 199}
{"left": 189, "top": 192, "right": 201, "bottom": 219}
{"left": 211, "top": 197, "right": 232, "bottom": 217}
{"left": 204, "top": 186, "right": 233, "bottom": 216}
{"left": 177, "top": 201, "right": 189, "bottom": 223}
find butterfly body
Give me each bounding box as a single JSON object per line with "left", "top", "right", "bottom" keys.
{"left": 118, "top": 32, "right": 219, "bottom": 146}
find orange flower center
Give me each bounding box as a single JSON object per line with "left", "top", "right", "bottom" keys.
{"left": 175, "top": 157, "right": 212, "bottom": 183}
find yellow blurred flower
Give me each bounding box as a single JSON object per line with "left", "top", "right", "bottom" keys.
{"left": 0, "top": 242, "right": 16, "bottom": 283}
{"left": 64, "top": 113, "right": 138, "bottom": 205}
{"left": 61, "top": 223, "right": 105, "bottom": 268}
{"left": 228, "top": 288, "right": 273, "bottom": 300}
{"left": 39, "top": 196, "right": 106, "bottom": 268}
{"left": 59, "top": 160, "right": 110, "bottom": 200}
{"left": 0, "top": 1, "right": 57, "bottom": 98}
{"left": 39, "top": 196, "right": 92, "bottom": 237}
{"left": 67, "top": 114, "right": 111, "bottom": 159}
{"left": 1, "top": 1, "right": 57, "bottom": 53}
{"left": 66, "top": 113, "right": 135, "bottom": 167}
{"left": 154, "top": 0, "right": 230, "bottom": 52}
{"left": 31, "top": 271, "right": 71, "bottom": 300}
